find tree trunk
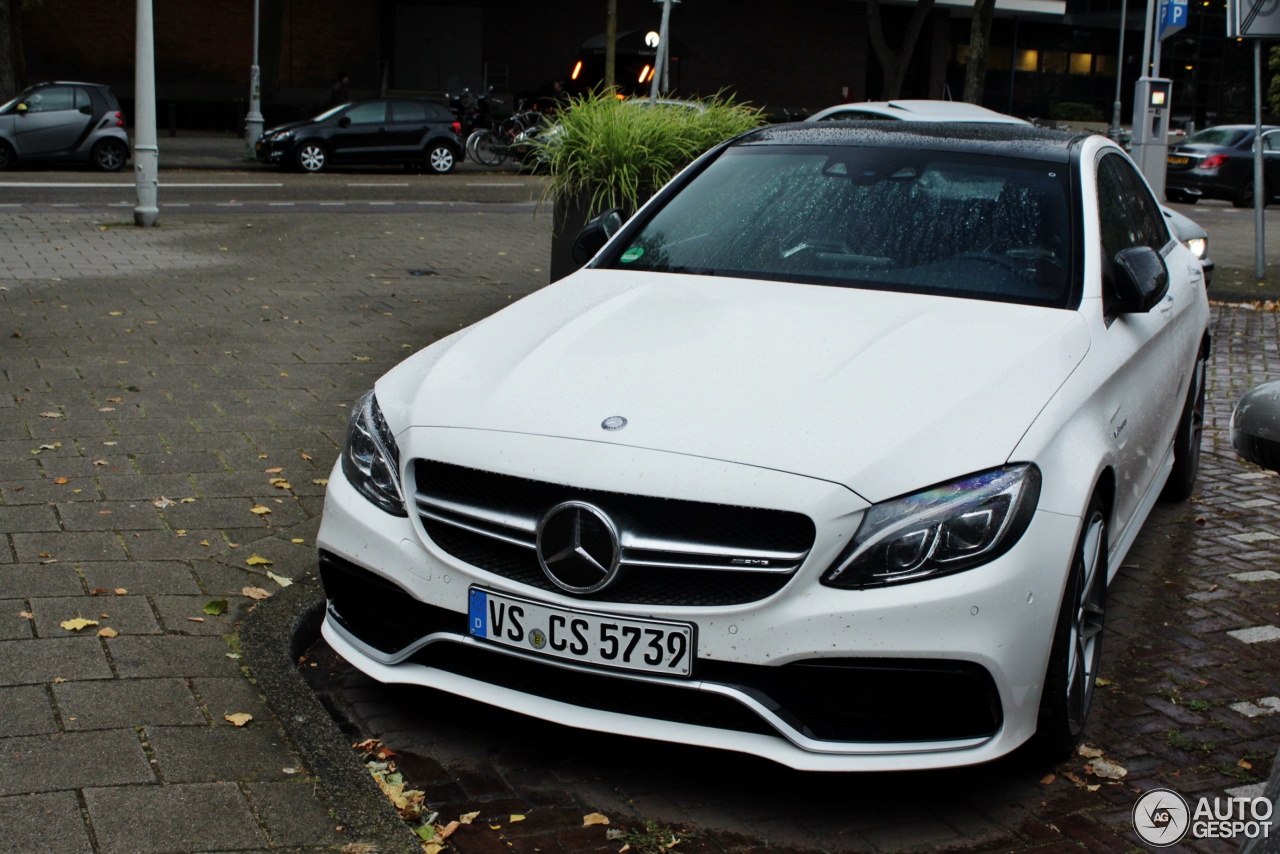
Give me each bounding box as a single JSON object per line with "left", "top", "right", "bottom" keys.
{"left": 963, "top": 0, "right": 997, "bottom": 105}
{"left": 0, "top": 0, "right": 16, "bottom": 100}
{"left": 866, "top": 0, "right": 936, "bottom": 100}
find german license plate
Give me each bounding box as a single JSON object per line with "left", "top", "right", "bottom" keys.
{"left": 468, "top": 588, "right": 694, "bottom": 677}
{"left": 1167, "top": 155, "right": 1190, "bottom": 166}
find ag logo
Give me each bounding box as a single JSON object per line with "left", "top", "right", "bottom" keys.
{"left": 1132, "top": 788, "right": 1191, "bottom": 847}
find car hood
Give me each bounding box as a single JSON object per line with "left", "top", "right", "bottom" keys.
{"left": 262, "top": 118, "right": 314, "bottom": 136}
{"left": 378, "top": 271, "right": 1090, "bottom": 503}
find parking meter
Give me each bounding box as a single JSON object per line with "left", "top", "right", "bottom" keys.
{"left": 1131, "top": 77, "right": 1173, "bottom": 200}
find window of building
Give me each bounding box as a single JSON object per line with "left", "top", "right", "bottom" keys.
{"left": 1015, "top": 50, "right": 1039, "bottom": 72}
{"left": 1070, "top": 53, "right": 1093, "bottom": 74}
{"left": 1043, "top": 52, "right": 1068, "bottom": 74}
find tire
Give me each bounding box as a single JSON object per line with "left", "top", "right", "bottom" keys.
{"left": 470, "top": 130, "right": 507, "bottom": 167}
{"left": 0, "top": 140, "right": 13, "bottom": 171}
{"left": 1161, "top": 352, "right": 1207, "bottom": 502}
{"left": 425, "top": 143, "right": 457, "bottom": 174}
{"left": 1032, "top": 493, "right": 1107, "bottom": 762}
{"left": 91, "top": 138, "right": 128, "bottom": 172}
{"left": 295, "top": 142, "right": 327, "bottom": 173}
{"left": 1234, "top": 178, "right": 1271, "bottom": 209}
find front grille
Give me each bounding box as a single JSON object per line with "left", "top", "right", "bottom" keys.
{"left": 414, "top": 459, "right": 816, "bottom": 606}
{"left": 321, "top": 552, "right": 1002, "bottom": 744}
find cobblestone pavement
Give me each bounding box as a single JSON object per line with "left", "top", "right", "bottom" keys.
{"left": 0, "top": 206, "right": 545, "bottom": 853}
{"left": 3, "top": 199, "right": 1280, "bottom": 854}
{"left": 302, "top": 308, "right": 1280, "bottom": 852}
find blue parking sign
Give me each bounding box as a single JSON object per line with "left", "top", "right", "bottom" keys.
{"left": 1160, "top": 0, "right": 1188, "bottom": 39}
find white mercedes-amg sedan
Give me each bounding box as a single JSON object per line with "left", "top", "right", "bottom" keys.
{"left": 317, "top": 123, "right": 1210, "bottom": 771}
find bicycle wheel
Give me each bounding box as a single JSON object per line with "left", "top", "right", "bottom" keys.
{"left": 471, "top": 130, "right": 508, "bottom": 167}
{"left": 465, "top": 129, "right": 486, "bottom": 163}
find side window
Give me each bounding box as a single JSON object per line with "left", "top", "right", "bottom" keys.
{"left": 344, "top": 102, "right": 386, "bottom": 125}
{"left": 391, "top": 101, "right": 428, "bottom": 123}
{"left": 1096, "top": 153, "right": 1169, "bottom": 256}
{"left": 1263, "top": 131, "right": 1280, "bottom": 152}
{"left": 74, "top": 88, "right": 92, "bottom": 112}
{"left": 26, "top": 86, "right": 75, "bottom": 112}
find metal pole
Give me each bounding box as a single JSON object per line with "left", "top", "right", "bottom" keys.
{"left": 1256, "top": 38, "right": 1266, "bottom": 280}
{"left": 605, "top": 0, "right": 617, "bottom": 91}
{"left": 133, "top": 0, "right": 159, "bottom": 227}
{"left": 245, "top": 0, "right": 263, "bottom": 157}
{"left": 1111, "top": 0, "right": 1128, "bottom": 136}
{"left": 1006, "top": 17, "right": 1019, "bottom": 116}
{"left": 649, "top": 0, "right": 672, "bottom": 100}
{"left": 1140, "top": 0, "right": 1156, "bottom": 76}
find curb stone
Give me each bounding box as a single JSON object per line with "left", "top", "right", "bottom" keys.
{"left": 239, "top": 572, "right": 421, "bottom": 854}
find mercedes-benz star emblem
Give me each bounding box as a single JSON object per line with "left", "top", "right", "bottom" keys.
{"left": 535, "top": 501, "right": 622, "bottom": 594}
{"left": 601, "top": 415, "right": 628, "bottom": 431}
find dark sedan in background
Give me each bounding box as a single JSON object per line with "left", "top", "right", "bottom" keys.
{"left": 256, "top": 98, "right": 463, "bottom": 174}
{"left": 1166, "top": 124, "right": 1280, "bottom": 207}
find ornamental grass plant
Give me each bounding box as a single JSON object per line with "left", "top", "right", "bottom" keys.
{"left": 536, "top": 90, "right": 764, "bottom": 220}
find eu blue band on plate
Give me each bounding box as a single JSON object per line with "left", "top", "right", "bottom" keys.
{"left": 468, "top": 588, "right": 487, "bottom": 637}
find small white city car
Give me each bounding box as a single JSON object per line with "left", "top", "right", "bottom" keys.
{"left": 318, "top": 123, "right": 1211, "bottom": 771}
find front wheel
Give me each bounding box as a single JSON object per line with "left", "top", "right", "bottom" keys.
{"left": 1161, "top": 353, "right": 1207, "bottom": 502}
{"left": 1031, "top": 494, "right": 1107, "bottom": 762}
{"left": 469, "top": 130, "right": 507, "bottom": 166}
{"left": 91, "top": 138, "right": 129, "bottom": 172}
{"left": 295, "top": 142, "right": 327, "bottom": 173}
{"left": 425, "top": 144, "right": 457, "bottom": 174}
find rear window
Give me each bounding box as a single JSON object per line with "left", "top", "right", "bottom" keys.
{"left": 603, "top": 144, "right": 1076, "bottom": 309}
{"left": 1183, "top": 128, "right": 1249, "bottom": 147}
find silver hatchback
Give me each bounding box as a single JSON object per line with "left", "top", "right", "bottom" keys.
{"left": 0, "top": 81, "right": 131, "bottom": 171}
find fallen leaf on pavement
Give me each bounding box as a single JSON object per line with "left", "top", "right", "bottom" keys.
{"left": 114, "top": 588, "right": 127, "bottom": 595}
{"left": 153, "top": 497, "right": 174, "bottom": 509}
{"left": 242, "top": 586, "right": 271, "bottom": 600}
{"left": 266, "top": 571, "right": 293, "bottom": 587}
{"left": 19, "top": 611, "right": 33, "bottom": 619}
{"left": 1095, "top": 677, "right": 1112, "bottom": 687}
{"left": 97, "top": 627, "right": 118, "bottom": 638}
{"left": 437, "top": 821, "right": 460, "bottom": 840}
{"left": 39, "top": 411, "right": 63, "bottom": 418}
{"left": 60, "top": 617, "right": 99, "bottom": 632}
{"left": 203, "top": 599, "right": 228, "bottom": 616}
{"left": 250, "top": 504, "right": 271, "bottom": 515}
{"left": 53, "top": 477, "right": 68, "bottom": 485}
{"left": 200, "top": 540, "right": 210, "bottom": 547}
{"left": 1087, "top": 759, "right": 1127, "bottom": 780}
{"left": 300, "top": 452, "right": 313, "bottom": 461}
{"left": 265, "top": 467, "right": 284, "bottom": 474}
{"left": 92, "top": 459, "right": 108, "bottom": 466}
{"left": 1040, "top": 773, "right": 1056, "bottom": 785}
{"left": 583, "top": 813, "right": 610, "bottom": 827}
{"left": 459, "top": 811, "right": 480, "bottom": 824}
{"left": 312, "top": 478, "right": 329, "bottom": 486}
{"left": 1240, "top": 758, "right": 1254, "bottom": 770}
{"left": 179, "top": 497, "right": 196, "bottom": 503}
{"left": 510, "top": 814, "right": 526, "bottom": 823}
{"left": 291, "top": 538, "right": 305, "bottom": 544}
{"left": 224, "top": 713, "right": 253, "bottom": 727}
{"left": 245, "top": 554, "right": 273, "bottom": 567}
{"left": 187, "top": 617, "right": 205, "bottom": 623}
{"left": 1077, "top": 744, "right": 1103, "bottom": 759}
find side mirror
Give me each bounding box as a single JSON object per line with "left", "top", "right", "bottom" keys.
{"left": 572, "top": 208, "right": 625, "bottom": 266}
{"left": 1111, "top": 246, "right": 1169, "bottom": 312}
{"left": 15, "top": 102, "right": 27, "bottom": 114}
{"left": 337, "top": 116, "right": 351, "bottom": 128}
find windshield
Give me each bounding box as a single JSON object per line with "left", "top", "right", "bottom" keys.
{"left": 1183, "top": 127, "right": 1250, "bottom": 147}
{"left": 603, "top": 145, "right": 1075, "bottom": 308}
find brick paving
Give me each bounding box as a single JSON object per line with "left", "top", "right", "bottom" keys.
{"left": 2, "top": 178, "right": 1280, "bottom": 853}
{"left": 0, "top": 205, "right": 545, "bottom": 853}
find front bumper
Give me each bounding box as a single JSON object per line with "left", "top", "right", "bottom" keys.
{"left": 316, "top": 429, "right": 1081, "bottom": 771}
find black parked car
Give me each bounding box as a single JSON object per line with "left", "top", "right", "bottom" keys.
{"left": 256, "top": 98, "right": 463, "bottom": 174}
{"left": 1166, "top": 124, "right": 1280, "bottom": 207}
{"left": 0, "top": 81, "right": 131, "bottom": 171}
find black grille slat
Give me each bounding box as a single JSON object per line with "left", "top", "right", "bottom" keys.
{"left": 415, "top": 460, "right": 816, "bottom": 606}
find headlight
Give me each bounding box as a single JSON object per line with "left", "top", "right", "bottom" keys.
{"left": 271, "top": 130, "right": 294, "bottom": 142}
{"left": 340, "top": 390, "right": 407, "bottom": 516}
{"left": 1186, "top": 236, "right": 1207, "bottom": 260}
{"left": 821, "top": 464, "right": 1040, "bottom": 589}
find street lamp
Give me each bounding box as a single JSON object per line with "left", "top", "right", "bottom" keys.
{"left": 244, "top": 0, "right": 263, "bottom": 157}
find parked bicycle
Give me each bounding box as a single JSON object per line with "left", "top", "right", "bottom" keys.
{"left": 466, "top": 100, "right": 546, "bottom": 166}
